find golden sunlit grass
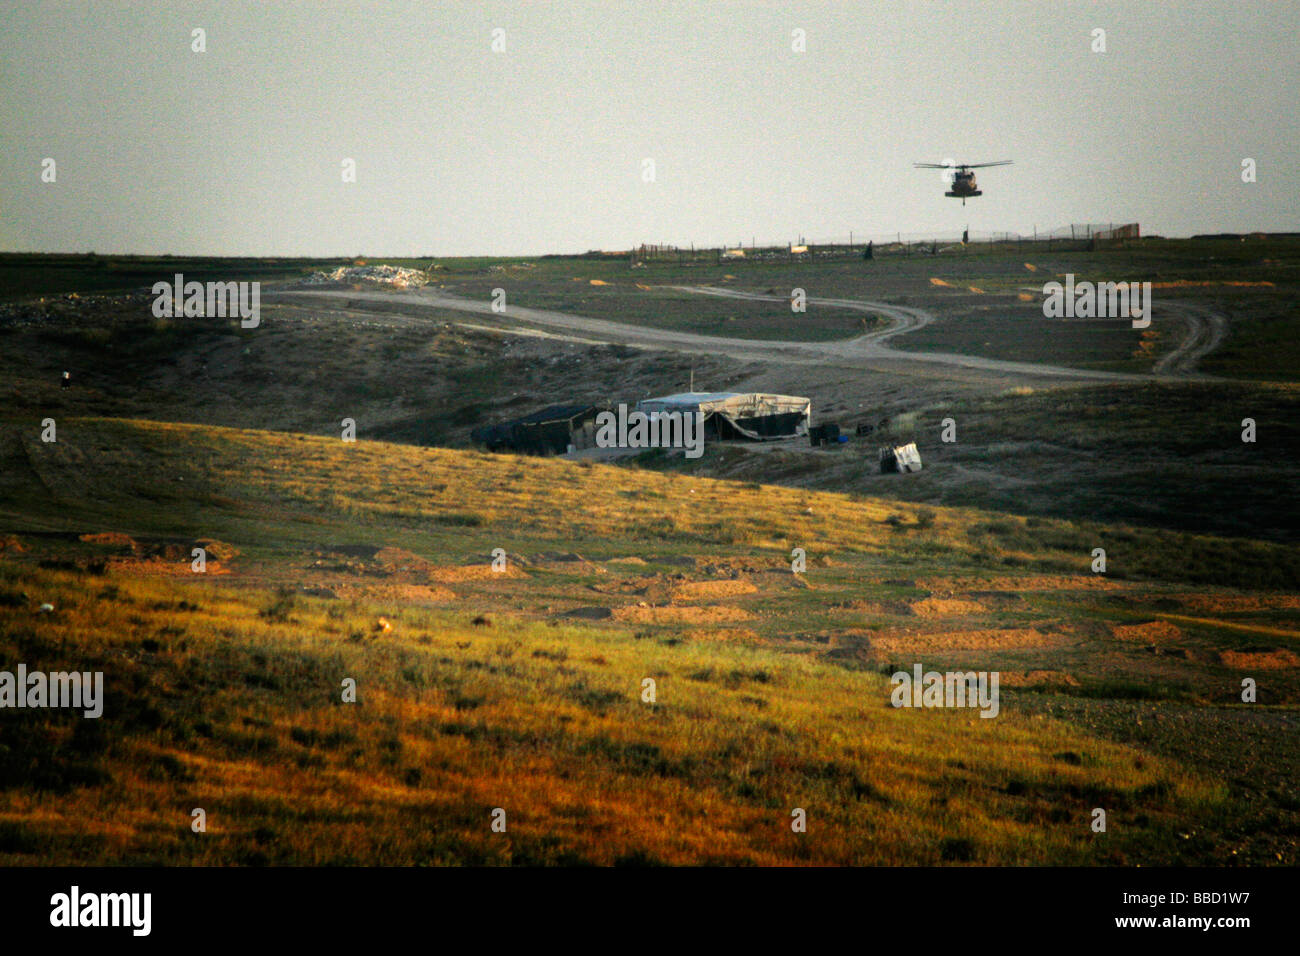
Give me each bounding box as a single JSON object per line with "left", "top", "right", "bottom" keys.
{"left": 1, "top": 417, "right": 1294, "bottom": 865}
{"left": 15, "top": 417, "right": 1300, "bottom": 590}
{"left": 0, "top": 563, "right": 1223, "bottom": 865}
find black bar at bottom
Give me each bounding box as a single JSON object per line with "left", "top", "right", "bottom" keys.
{"left": 0, "top": 866, "right": 1291, "bottom": 943}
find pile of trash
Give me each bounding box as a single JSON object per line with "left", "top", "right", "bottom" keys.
{"left": 0, "top": 291, "right": 154, "bottom": 329}
{"left": 299, "top": 264, "right": 429, "bottom": 288}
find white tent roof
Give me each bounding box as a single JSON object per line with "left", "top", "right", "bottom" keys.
{"left": 636, "top": 392, "right": 811, "bottom": 440}
{"left": 637, "top": 391, "right": 809, "bottom": 414}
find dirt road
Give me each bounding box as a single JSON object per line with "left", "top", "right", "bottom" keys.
{"left": 1153, "top": 302, "right": 1229, "bottom": 375}
{"left": 273, "top": 286, "right": 1162, "bottom": 386}
{"left": 678, "top": 284, "right": 1226, "bottom": 378}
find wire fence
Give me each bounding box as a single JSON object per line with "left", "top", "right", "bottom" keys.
{"left": 629, "top": 224, "right": 1140, "bottom": 265}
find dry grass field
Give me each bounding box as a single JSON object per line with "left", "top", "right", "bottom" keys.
{"left": 2, "top": 242, "right": 1298, "bottom": 867}
{"left": 1, "top": 418, "right": 1296, "bottom": 865}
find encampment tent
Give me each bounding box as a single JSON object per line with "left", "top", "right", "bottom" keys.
{"left": 636, "top": 392, "right": 810, "bottom": 441}
{"left": 471, "top": 404, "right": 605, "bottom": 455}
{"left": 880, "top": 442, "right": 923, "bottom": 473}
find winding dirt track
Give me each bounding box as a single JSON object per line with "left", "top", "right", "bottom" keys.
{"left": 272, "top": 284, "right": 1224, "bottom": 385}
{"left": 1152, "top": 302, "right": 1229, "bottom": 375}
{"left": 677, "top": 284, "right": 1227, "bottom": 378}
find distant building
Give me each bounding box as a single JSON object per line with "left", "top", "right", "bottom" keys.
{"left": 471, "top": 404, "right": 605, "bottom": 455}
{"left": 636, "top": 392, "right": 811, "bottom": 441}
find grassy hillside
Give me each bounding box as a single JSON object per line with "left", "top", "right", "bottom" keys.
{"left": 1, "top": 419, "right": 1296, "bottom": 865}
{"left": 639, "top": 381, "right": 1300, "bottom": 547}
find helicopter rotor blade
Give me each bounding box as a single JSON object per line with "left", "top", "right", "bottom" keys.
{"left": 963, "top": 160, "right": 1013, "bottom": 168}
{"left": 912, "top": 163, "right": 951, "bottom": 169}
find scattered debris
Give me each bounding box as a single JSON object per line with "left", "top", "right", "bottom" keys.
{"left": 299, "top": 265, "right": 429, "bottom": 288}
{"left": 880, "top": 442, "right": 923, "bottom": 473}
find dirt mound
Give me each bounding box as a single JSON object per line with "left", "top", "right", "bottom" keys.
{"left": 1219, "top": 648, "right": 1299, "bottom": 670}
{"left": 612, "top": 604, "right": 755, "bottom": 624}
{"left": 196, "top": 539, "right": 240, "bottom": 561}
{"left": 686, "top": 628, "right": 762, "bottom": 643}
{"left": 999, "top": 670, "right": 1080, "bottom": 689}
{"left": 430, "top": 564, "right": 526, "bottom": 583}
{"left": 701, "top": 556, "right": 787, "bottom": 574}
{"left": 79, "top": 532, "right": 136, "bottom": 549}
{"left": 81, "top": 535, "right": 233, "bottom": 571}
{"left": 672, "top": 579, "right": 758, "bottom": 602}
{"left": 1181, "top": 594, "right": 1300, "bottom": 613}
{"left": 145, "top": 542, "right": 194, "bottom": 561}
{"left": 334, "top": 582, "right": 457, "bottom": 604}
{"left": 328, "top": 544, "right": 383, "bottom": 559}
{"left": 1112, "top": 620, "right": 1183, "bottom": 643}
{"left": 605, "top": 556, "right": 647, "bottom": 566}
{"left": 920, "top": 575, "right": 1122, "bottom": 593}
{"left": 374, "top": 547, "right": 434, "bottom": 571}
{"left": 870, "top": 628, "right": 1060, "bottom": 653}
{"left": 563, "top": 606, "right": 613, "bottom": 620}
{"left": 909, "top": 597, "right": 985, "bottom": 618}
{"left": 107, "top": 555, "right": 229, "bottom": 576}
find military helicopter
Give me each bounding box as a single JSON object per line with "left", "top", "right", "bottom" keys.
{"left": 913, "top": 159, "right": 1013, "bottom": 205}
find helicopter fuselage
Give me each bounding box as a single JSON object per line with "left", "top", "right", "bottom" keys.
{"left": 915, "top": 159, "right": 1009, "bottom": 205}
{"left": 944, "top": 170, "right": 981, "bottom": 198}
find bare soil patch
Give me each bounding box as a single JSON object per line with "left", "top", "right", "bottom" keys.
{"left": 999, "top": 670, "right": 1081, "bottom": 689}
{"left": 920, "top": 574, "right": 1124, "bottom": 593}
{"left": 686, "top": 628, "right": 762, "bottom": 643}
{"left": 612, "top": 604, "right": 755, "bottom": 624}
{"left": 1112, "top": 620, "right": 1184, "bottom": 643}
{"left": 671, "top": 579, "right": 759, "bottom": 602}
{"left": 870, "top": 627, "right": 1063, "bottom": 653}
{"left": 1219, "top": 648, "right": 1299, "bottom": 670}
{"left": 430, "top": 564, "right": 527, "bottom": 583}
{"left": 909, "top": 597, "right": 986, "bottom": 618}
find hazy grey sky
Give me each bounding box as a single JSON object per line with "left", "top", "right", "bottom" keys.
{"left": 2, "top": 1, "right": 1296, "bottom": 256}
